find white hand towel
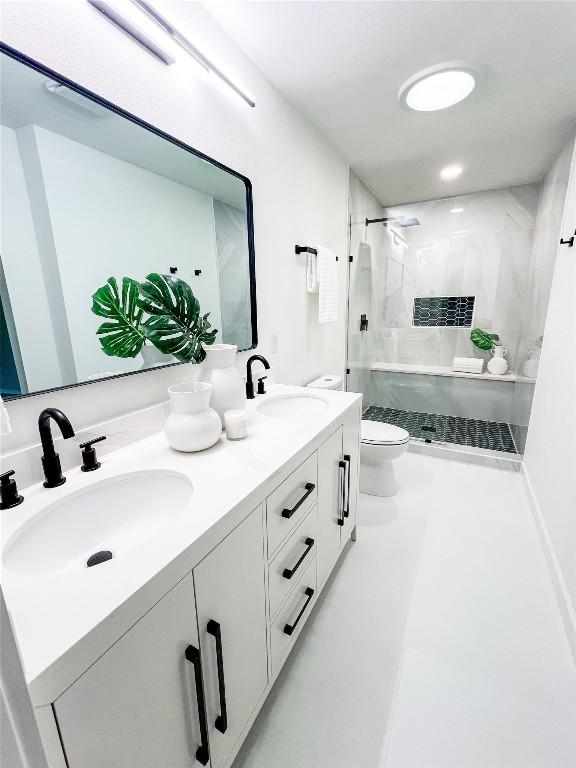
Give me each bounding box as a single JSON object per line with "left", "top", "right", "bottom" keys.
{"left": 452, "top": 357, "right": 484, "bottom": 374}
{"left": 306, "top": 251, "right": 318, "bottom": 294}
{"left": 316, "top": 246, "right": 338, "bottom": 323}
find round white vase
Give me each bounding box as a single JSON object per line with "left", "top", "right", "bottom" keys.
{"left": 200, "top": 344, "right": 246, "bottom": 425}
{"left": 140, "top": 344, "right": 175, "bottom": 369}
{"left": 522, "top": 349, "right": 541, "bottom": 378}
{"left": 165, "top": 382, "right": 221, "bottom": 452}
{"left": 487, "top": 345, "right": 509, "bottom": 375}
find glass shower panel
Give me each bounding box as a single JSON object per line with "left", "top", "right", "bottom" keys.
{"left": 346, "top": 186, "right": 541, "bottom": 457}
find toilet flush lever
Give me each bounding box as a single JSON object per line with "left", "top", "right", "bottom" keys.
{"left": 560, "top": 230, "right": 575, "bottom": 247}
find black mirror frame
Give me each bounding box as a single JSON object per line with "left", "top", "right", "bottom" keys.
{"left": 0, "top": 42, "right": 258, "bottom": 401}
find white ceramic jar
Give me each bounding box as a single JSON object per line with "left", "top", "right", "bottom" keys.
{"left": 522, "top": 349, "right": 541, "bottom": 378}
{"left": 200, "top": 344, "right": 246, "bottom": 424}
{"left": 165, "top": 382, "right": 221, "bottom": 452}
{"left": 487, "top": 345, "right": 509, "bottom": 375}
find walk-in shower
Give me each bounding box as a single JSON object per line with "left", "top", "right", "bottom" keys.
{"left": 346, "top": 168, "right": 568, "bottom": 458}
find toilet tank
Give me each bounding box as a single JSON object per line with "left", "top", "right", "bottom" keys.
{"left": 307, "top": 375, "right": 343, "bottom": 391}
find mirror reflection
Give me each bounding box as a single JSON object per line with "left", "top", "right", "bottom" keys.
{"left": 0, "top": 51, "right": 256, "bottom": 399}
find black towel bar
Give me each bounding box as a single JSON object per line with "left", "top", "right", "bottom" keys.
{"left": 295, "top": 245, "right": 338, "bottom": 261}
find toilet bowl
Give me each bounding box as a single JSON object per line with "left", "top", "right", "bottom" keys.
{"left": 360, "top": 419, "right": 410, "bottom": 497}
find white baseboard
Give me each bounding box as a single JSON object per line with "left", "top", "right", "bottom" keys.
{"left": 521, "top": 465, "right": 576, "bottom": 665}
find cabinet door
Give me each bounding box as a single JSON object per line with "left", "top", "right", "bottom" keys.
{"left": 54, "top": 574, "right": 209, "bottom": 768}
{"left": 194, "top": 506, "right": 268, "bottom": 768}
{"left": 341, "top": 402, "right": 361, "bottom": 541}
{"left": 316, "top": 425, "right": 344, "bottom": 587}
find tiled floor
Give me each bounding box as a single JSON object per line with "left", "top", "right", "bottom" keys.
{"left": 232, "top": 452, "right": 576, "bottom": 768}
{"left": 364, "top": 404, "right": 519, "bottom": 453}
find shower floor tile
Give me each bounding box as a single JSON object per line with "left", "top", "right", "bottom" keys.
{"left": 363, "top": 405, "right": 519, "bottom": 454}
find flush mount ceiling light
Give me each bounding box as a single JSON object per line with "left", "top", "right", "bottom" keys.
{"left": 398, "top": 62, "right": 479, "bottom": 112}
{"left": 450, "top": 207, "right": 464, "bottom": 214}
{"left": 440, "top": 164, "right": 463, "bottom": 181}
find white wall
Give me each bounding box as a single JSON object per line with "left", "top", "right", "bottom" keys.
{"left": 0, "top": 1, "right": 348, "bottom": 452}
{"left": 523, "top": 134, "right": 576, "bottom": 626}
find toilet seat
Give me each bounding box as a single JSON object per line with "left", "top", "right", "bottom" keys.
{"left": 361, "top": 419, "right": 410, "bottom": 446}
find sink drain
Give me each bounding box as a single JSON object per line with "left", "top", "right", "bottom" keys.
{"left": 87, "top": 550, "right": 113, "bottom": 567}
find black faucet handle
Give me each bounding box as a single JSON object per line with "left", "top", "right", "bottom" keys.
{"left": 80, "top": 436, "right": 106, "bottom": 472}
{"left": 0, "top": 470, "right": 24, "bottom": 509}
{"left": 257, "top": 376, "right": 267, "bottom": 395}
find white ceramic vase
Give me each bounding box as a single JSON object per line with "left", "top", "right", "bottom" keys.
{"left": 487, "top": 345, "right": 509, "bottom": 375}
{"left": 200, "top": 344, "right": 246, "bottom": 425}
{"left": 522, "top": 349, "right": 541, "bottom": 378}
{"left": 165, "top": 382, "right": 221, "bottom": 452}
{"left": 140, "top": 344, "right": 174, "bottom": 369}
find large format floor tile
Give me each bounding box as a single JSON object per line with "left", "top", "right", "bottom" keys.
{"left": 232, "top": 452, "right": 576, "bottom": 768}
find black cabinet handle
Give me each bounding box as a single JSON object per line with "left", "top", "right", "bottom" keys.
{"left": 185, "top": 644, "right": 210, "bottom": 765}
{"left": 281, "top": 482, "right": 315, "bottom": 519}
{"left": 207, "top": 620, "right": 228, "bottom": 734}
{"left": 343, "top": 454, "right": 351, "bottom": 518}
{"left": 338, "top": 461, "right": 346, "bottom": 526}
{"left": 282, "top": 537, "right": 315, "bottom": 579}
{"left": 283, "top": 587, "right": 315, "bottom": 636}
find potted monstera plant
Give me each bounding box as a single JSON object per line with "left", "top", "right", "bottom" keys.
{"left": 91, "top": 272, "right": 218, "bottom": 367}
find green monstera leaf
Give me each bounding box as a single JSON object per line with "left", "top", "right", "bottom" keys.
{"left": 91, "top": 277, "right": 146, "bottom": 358}
{"left": 470, "top": 328, "right": 500, "bottom": 351}
{"left": 138, "top": 273, "right": 218, "bottom": 363}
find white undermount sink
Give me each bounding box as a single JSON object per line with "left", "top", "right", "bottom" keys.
{"left": 256, "top": 393, "right": 329, "bottom": 420}
{"left": 2, "top": 470, "right": 193, "bottom": 577}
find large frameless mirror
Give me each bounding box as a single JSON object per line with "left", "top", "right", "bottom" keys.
{"left": 0, "top": 44, "right": 257, "bottom": 400}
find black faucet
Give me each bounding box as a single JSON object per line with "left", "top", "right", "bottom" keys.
{"left": 38, "top": 408, "right": 75, "bottom": 488}
{"left": 246, "top": 355, "right": 270, "bottom": 399}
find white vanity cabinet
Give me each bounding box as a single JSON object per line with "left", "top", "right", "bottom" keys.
{"left": 194, "top": 506, "right": 268, "bottom": 768}
{"left": 36, "top": 396, "right": 361, "bottom": 768}
{"left": 53, "top": 573, "right": 205, "bottom": 768}
{"left": 53, "top": 507, "right": 268, "bottom": 768}
{"left": 317, "top": 404, "right": 361, "bottom": 587}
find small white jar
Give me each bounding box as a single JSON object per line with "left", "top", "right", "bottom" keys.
{"left": 165, "top": 382, "right": 221, "bottom": 452}
{"left": 224, "top": 410, "right": 248, "bottom": 440}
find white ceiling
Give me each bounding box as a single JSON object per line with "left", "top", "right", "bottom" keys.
{"left": 204, "top": 0, "right": 576, "bottom": 205}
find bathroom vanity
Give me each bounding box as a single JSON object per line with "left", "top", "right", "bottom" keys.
{"left": 1, "top": 386, "right": 361, "bottom": 768}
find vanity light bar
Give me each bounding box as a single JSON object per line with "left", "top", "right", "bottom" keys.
{"left": 87, "top": 0, "right": 176, "bottom": 65}
{"left": 132, "top": 0, "right": 256, "bottom": 108}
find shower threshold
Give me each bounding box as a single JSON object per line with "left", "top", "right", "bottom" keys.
{"left": 363, "top": 405, "right": 521, "bottom": 455}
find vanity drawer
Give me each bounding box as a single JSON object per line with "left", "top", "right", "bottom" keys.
{"left": 268, "top": 506, "right": 317, "bottom": 619}
{"left": 266, "top": 453, "right": 318, "bottom": 556}
{"left": 270, "top": 555, "right": 317, "bottom": 674}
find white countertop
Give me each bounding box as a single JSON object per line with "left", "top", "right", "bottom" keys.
{"left": 350, "top": 361, "right": 535, "bottom": 383}
{"left": 1, "top": 385, "right": 361, "bottom": 704}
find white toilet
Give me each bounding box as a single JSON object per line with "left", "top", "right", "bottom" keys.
{"left": 360, "top": 419, "right": 410, "bottom": 497}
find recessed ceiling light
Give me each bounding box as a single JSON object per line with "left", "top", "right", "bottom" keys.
{"left": 398, "top": 62, "right": 478, "bottom": 112}
{"left": 440, "top": 165, "right": 463, "bottom": 181}
{"left": 450, "top": 207, "right": 464, "bottom": 214}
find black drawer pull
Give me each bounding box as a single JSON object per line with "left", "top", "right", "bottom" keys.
{"left": 338, "top": 461, "right": 346, "bottom": 526}
{"left": 184, "top": 644, "right": 209, "bottom": 765}
{"left": 343, "top": 454, "right": 351, "bottom": 518}
{"left": 283, "top": 537, "right": 315, "bottom": 579}
{"left": 284, "top": 587, "right": 315, "bottom": 636}
{"left": 207, "top": 620, "right": 228, "bottom": 734}
{"left": 281, "top": 482, "right": 315, "bottom": 519}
